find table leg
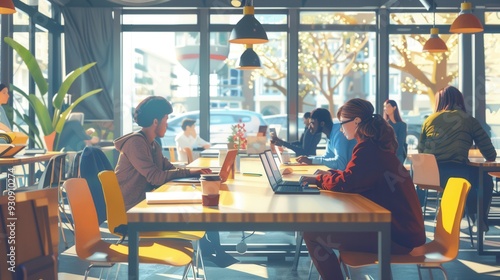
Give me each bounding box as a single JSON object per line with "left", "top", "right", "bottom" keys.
{"left": 478, "top": 167, "right": 485, "bottom": 253}
{"left": 128, "top": 227, "right": 139, "bottom": 280}
{"left": 378, "top": 223, "right": 392, "bottom": 280}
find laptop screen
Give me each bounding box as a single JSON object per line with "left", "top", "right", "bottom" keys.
{"left": 264, "top": 150, "right": 283, "bottom": 182}
{"left": 259, "top": 153, "right": 278, "bottom": 189}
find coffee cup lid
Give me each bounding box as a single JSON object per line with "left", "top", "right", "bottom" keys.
{"left": 200, "top": 174, "right": 221, "bottom": 181}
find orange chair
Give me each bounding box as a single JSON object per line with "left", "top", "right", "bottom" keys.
{"left": 339, "top": 177, "right": 471, "bottom": 280}
{"left": 64, "top": 178, "right": 195, "bottom": 280}
{"left": 98, "top": 170, "right": 206, "bottom": 279}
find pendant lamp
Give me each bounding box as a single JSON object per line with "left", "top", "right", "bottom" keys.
{"left": 450, "top": 2, "right": 483, "bottom": 33}
{"left": 238, "top": 44, "right": 261, "bottom": 70}
{"left": 231, "top": 0, "right": 245, "bottom": 7}
{"left": 423, "top": 13, "right": 447, "bottom": 53}
{"left": 229, "top": 0, "right": 268, "bottom": 44}
{"left": 0, "top": 0, "right": 16, "bottom": 14}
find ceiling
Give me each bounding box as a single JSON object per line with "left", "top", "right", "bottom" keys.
{"left": 49, "top": 0, "right": 500, "bottom": 10}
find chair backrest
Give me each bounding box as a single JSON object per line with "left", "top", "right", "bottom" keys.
{"left": 79, "top": 146, "right": 113, "bottom": 225}
{"left": 98, "top": 170, "right": 128, "bottom": 237}
{"left": 63, "top": 178, "right": 102, "bottom": 259}
{"left": 37, "top": 153, "right": 67, "bottom": 190}
{"left": 433, "top": 177, "right": 471, "bottom": 259}
{"left": 71, "top": 150, "right": 83, "bottom": 178}
{"left": 411, "top": 153, "right": 440, "bottom": 190}
{"left": 184, "top": 147, "right": 194, "bottom": 164}
{"left": 168, "top": 146, "right": 177, "bottom": 162}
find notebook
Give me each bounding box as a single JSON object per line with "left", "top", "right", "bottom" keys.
{"left": 0, "top": 144, "right": 27, "bottom": 157}
{"left": 146, "top": 191, "right": 202, "bottom": 204}
{"left": 171, "top": 149, "right": 238, "bottom": 184}
{"left": 264, "top": 150, "right": 302, "bottom": 186}
{"left": 246, "top": 136, "right": 267, "bottom": 155}
{"left": 259, "top": 152, "right": 319, "bottom": 194}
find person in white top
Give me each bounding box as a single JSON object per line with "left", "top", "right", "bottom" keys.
{"left": 175, "top": 118, "right": 210, "bottom": 162}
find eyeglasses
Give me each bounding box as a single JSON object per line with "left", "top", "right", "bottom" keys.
{"left": 339, "top": 119, "right": 355, "bottom": 126}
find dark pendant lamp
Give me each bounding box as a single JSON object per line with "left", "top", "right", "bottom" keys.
{"left": 423, "top": 13, "right": 447, "bottom": 53}
{"left": 0, "top": 0, "right": 16, "bottom": 14}
{"left": 450, "top": 2, "right": 483, "bottom": 33}
{"left": 229, "top": 0, "right": 268, "bottom": 45}
{"left": 238, "top": 44, "right": 261, "bottom": 70}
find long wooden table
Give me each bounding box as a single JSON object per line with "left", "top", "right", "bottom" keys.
{"left": 0, "top": 152, "right": 64, "bottom": 186}
{"left": 126, "top": 157, "right": 392, "bottom": 279}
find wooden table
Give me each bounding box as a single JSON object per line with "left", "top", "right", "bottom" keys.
{"left": 127, "top": 159, "right": 392, "bottom": 279}
{"left": 0, "top": 152, "right": 64, "bottom": 185}
{"left": 468, "top": 156, "right": 500, "bottom": 258}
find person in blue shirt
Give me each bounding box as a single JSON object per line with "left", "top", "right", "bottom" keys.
{"left": 383, "top": 99, "right": 407, "bottom": 163}
{"left": 296, "top": 108, "right": 356, "bottom": 170}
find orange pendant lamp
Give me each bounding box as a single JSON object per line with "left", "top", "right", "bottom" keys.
{"left": 0, "top": 0, "right": 16, "bottom": 14}
{"left": 450, "top": 2, "right": 483, "bottom": 33}
{"left": 423, "top": 27, "right": 448, "bottom": 53}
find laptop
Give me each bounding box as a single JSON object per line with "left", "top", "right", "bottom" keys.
{"left": 259, "top": 152, "right": 319, "bottom": 194}
{"left": 273, "top": 145, "right": 302, "bottom": 165}
{"left": 171, "top": 149, "right": 238, "bottom": 183}
{"left": 246, "top": 136, "right": 267, "bottom": 155}
{"left": 264, "top": 150, "right": 302, "bottom": 186}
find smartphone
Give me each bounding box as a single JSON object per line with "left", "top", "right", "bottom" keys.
{"left": 269, "top": 127, "right": 277, "bottom": 136}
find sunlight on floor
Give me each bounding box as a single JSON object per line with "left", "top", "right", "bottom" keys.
{"left": 458, "top": 259, "right": 500, "bottom": 274}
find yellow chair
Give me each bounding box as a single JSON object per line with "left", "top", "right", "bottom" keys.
{"left": 64, "top": 178, "right": 195, "bottom": 280}
{"left": 98, "top": 170, "right": 206, "bottom": 278}
{"left": 339, "top": 177, "right": 471, "bottom": 280}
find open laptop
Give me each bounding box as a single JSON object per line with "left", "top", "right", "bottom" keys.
{"left": 264, "top": 150, "right": 302, "bottom": 186}
{"left": 259, "top": 152, "right": 319, "bottom": 194}
{"left": 273, "top": 145, "right": 302, "bottom": 165}
{"left": 246, "top": 136, "right": 267, "bottom": 155}
{"left": 171, "top": 149, "right": 238, "bottom": 183}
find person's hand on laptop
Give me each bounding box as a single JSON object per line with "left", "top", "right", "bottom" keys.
{"left": 190, "top": 168, "right": 212, "bottom": 175}
{"left": 299, "top": 175, "right": 317, "bottom": 186}
{"left": 296, "top": 155, "right": 312, "bottom": 165}
{"left": 314, "top": 169, "right": 329, "bottom": 175}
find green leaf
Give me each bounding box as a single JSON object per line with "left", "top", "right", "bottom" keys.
{"left": 54, "top": 88, "right": 102, "bottom": 133}
{"left": 53, "top": 62, "right": 97, "bottom": 110}
{"left": 4, "top": 37, "right": 48, "bottom": 96}
{"left": 27, "top": 94, "right": 53, "bottom": 136}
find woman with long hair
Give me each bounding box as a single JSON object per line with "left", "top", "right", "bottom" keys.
{"left": 301, "top": 98, "right": 425, "bottom": 279}
{"left": 418, "top": 85, "right": 496, "bottom": 229}
{"left": 384, "top": 99, "right": 407, "bottom": 163}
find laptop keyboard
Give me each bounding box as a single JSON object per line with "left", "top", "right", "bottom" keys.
{"left": 276, "top": 185, "right": 306, "bottom": 192}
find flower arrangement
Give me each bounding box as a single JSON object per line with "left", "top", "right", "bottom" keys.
{"left": 227, "top": 120, "right": 247, "bottom": 150}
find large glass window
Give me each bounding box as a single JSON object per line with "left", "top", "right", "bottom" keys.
{"left": 389, "top": 13, "right": 459, "bottom": 150}
{"left": 484, "top": 33, "right": 500, "bottom": 148}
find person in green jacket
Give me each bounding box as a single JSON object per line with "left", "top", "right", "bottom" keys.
{"left": 418, "top": 86, "right": 497, "bottom": 229}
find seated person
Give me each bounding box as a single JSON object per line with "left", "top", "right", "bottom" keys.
{"left": 0, "top": 83, "right": 12, "bottom": 132}
{"left": 56, "top": 120, "right": 99, "bottom": 151}
{"left": 295, "top": 108, "right": 357, "bottom": 171}
{"left": 114, "top": 96, "right": 238, "bottom": 267}
{"left": 270, "top": 112, "right": 321, "bottom": 156}
{"left": 300, "top": 98, "right": 425, "bottom": 279}
{"left": 175, "top": 118, "right": 210, "bottom": 162}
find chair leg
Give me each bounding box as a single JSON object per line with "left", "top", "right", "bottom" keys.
{"left": 422, "top": 189, "right": 429, "bottom": 219}
{"left": 57, "top": 212, "right": 69, "bottom": 248}
{"left": 465, "top": 208, "right": 475, "bottom": 248}
{"left": 292, "top": 231, "right": 303, "bottom": 271}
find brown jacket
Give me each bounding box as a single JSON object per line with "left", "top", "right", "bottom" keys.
{"left": 114, "top": 132, "right": 191, "bottom": 210}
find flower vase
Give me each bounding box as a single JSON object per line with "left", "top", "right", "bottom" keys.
{"left": 234, "top": 154, "right": 241, "bottom": 173}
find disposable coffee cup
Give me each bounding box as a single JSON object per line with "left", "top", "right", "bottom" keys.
{"left": 218, "top": 149, "right": 228, "bottom": 167}
{"left": 200, "top": 174, "right": 221, "bottom": 195}
{"left": 282, "top": 150, "right": 291, "bottom": 163}
{"left": 202, "top": 194, "right": 220, "bottom": 207}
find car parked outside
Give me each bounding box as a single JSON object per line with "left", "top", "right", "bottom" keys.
{"left": 160, "top": 109, "right": 267, "bottom": 147}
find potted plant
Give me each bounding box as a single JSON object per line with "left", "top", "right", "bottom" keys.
{"left": 227, "top": 120, "right": 247, "bottom": 150}
{"left": 4, "top": 37, "right": 102, "bottom": 150}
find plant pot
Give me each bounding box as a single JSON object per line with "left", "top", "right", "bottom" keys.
{"left": 44, "top": 131, "right": 56, "bottom": 151}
